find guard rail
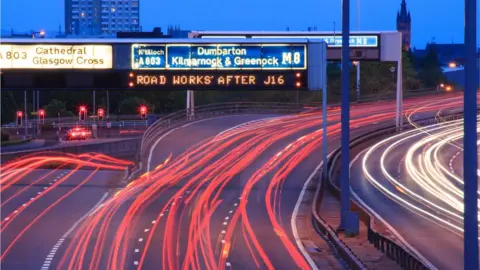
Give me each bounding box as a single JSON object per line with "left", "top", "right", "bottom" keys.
{"left": 314, "top": 111, "right": 469, "bottom": 270}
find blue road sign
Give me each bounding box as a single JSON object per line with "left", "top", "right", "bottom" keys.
{"left": 131, "top": 44, "right": 307, "bottom": 70}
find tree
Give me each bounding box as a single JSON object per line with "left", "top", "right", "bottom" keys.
{"left": 44, "top": 99, "right": 74, "bottom": 117}
{"left": 117, "top": 97, "right": 151, "bottom": 114}
{"left": 418, "top": 45, "right": 445, "bottom": 87}
{"left": 0, "top": 91, "right": 20, "bottom": 124}
{"left": 402, "top": 50, "right": 423, "bottom": 91}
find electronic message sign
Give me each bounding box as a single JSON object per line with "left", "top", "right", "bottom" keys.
{"left": 248, "top": 35, "right": 379, "bottom": 48}
{"left": 131, "top": 44, "right": 307, "bottom": 70}
{"left": 0, "top": 44, "right": 112, "bottom": 69}
{"left": 128, "top": 71, "right": 307, "bottom": 90}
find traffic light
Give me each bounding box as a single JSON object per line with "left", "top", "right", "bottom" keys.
{"left": 79, "top": 106, "right": 87, "bottom": 121}
{"left": 98, "top": 109, "right": 104, "bottom": 121}
{"left": 39, "top": 109, "right": 45, "bottom": 124}
{"left": 140, "top": 106, "right": 147, "bottom": 119}
{"left": 16, "top": 111, "right": 23, "bottom": 126}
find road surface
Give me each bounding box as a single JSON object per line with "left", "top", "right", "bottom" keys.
{"left": 0, "top": 92, "right": 468, "bottom": 269}
{"left": 351, "top": 116, "right": 472, "bottom": 269}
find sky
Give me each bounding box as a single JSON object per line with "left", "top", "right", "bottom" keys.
{"left": 1, "top": 0, "right": 479, "bottom": 48}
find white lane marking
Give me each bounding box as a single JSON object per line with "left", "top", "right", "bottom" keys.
{"left": 223, "top": 222, "right": 227, "bottom": 225}
{"left": 138, "top": 238, "right": 143, "bottom": 242}
{"left": 224, "top": 216, "right": 229, "bottom": 220}
{"left": 152, "top": 220, "right": 156, "bottom": 224}
{"left": 134, "top": 261, "right": 139, "bottom": 265}
{"left": 350, "top": 150, "right": 438, "bottom": 270}
{"left": 221, "top": 239, "right": 226, "bottom": 244}
{"left": 212, "top": 116, "right": 281, "bottom": 142}
{"left": 291, "top": 162, "right": 321, "bottom": 270}
{"left": 144, "top": 229, "right": 150, "bottom": 232}
{"left": 135, "top": 249, "right": 139, "bottom": 253}
{"left": 226, "top": 262, "right": 231, "bottom": 267}
{"left": 147, "top": 115, "right": 274, "bottom": 173}
{"left": 221, "top": 230, "right": 226, "bottom": 234}
{"left": 147, "top": 117, "right": 230, "bottom": 173}
{"left": 41, "top": 192, "right": 109, "bottom": 270}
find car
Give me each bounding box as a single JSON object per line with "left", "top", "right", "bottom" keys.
{"left": 66, "top": 127, "right": 91, "bottom": 140}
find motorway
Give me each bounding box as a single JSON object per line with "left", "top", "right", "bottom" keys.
{"left": 351, "top": 113, "right": 473, "bottom": 269}
{"left": 0, "top": 92, "right": 468, "bottom": 270}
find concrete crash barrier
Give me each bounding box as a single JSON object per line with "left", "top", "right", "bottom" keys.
{"left": 0, "top": 137, "right": 141, "bottom": 164}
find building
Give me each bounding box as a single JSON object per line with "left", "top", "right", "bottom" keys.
{"left": 117, "top": 27, "right": 171, "bottom": 38}
{"left": 396, "top": 0, "right": 411, "bottom": 51}
{"left": 167, "top": 25, "right": 190, "bottom": 38}
{"left": 65, "top": 0, "right": 140, "bottom": 36}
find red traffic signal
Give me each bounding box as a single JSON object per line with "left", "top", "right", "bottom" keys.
{"left": 16, "top": 111, "right": 23, "bottom": 126}
{"left": 79, "top": 106, "right": 87, "bottom": 121}
{"left": 140, "top": 106, "right": 147, "bottom": 119}
{"left": 38, "top": 109, "right": 45, "bottom": 124}
{"left": 98, "top": 109, "right": 104, "bottom": 121}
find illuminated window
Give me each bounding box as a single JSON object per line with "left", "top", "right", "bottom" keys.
{"left": 111, "top": 7, "right": 115, "bottom": 12}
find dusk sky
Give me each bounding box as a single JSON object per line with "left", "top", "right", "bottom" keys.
{"left": 1, "top": 0, "right": 479, "bottom": 48}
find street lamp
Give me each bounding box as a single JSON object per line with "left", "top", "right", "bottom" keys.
{"left": 32, "top": 30, "right": 45, "bottom": 39}
{"left": 448, "top": 62, "right": 457, "bottom": 68}
{"left": 437, "top": 83, "right": 445, "bottom": 92}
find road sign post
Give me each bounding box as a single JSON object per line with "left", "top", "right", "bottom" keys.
{"left": 395, "top": 35, "right": 404, "bottom": 129}
{"left": 463, "top": 0, "right": 478, "bottom": 268}
{"left": 24, "top": 90, "right": 28, "bottom": 139}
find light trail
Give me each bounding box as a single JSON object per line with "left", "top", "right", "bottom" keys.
{"left": 362, "top": 117, "right": 480, "bottom": 237}
{"left": 2, "top": 93, "right": 469, "bottom": 269}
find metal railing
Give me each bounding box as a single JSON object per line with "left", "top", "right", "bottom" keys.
{"left": 2, "top": 120, "right": 149, "bottom": 129}
{"left": 139, "top": 101, "right": 315, "bottom": 161}
{"left": 316, "top": 111, "right": 468, "bottom": 270}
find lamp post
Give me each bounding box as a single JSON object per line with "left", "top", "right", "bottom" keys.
{"left": 340, "top": 0, "right": 359, "bottom": 236}
{"left": 463, "top": 0, "right": 478, "bottom": 268}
